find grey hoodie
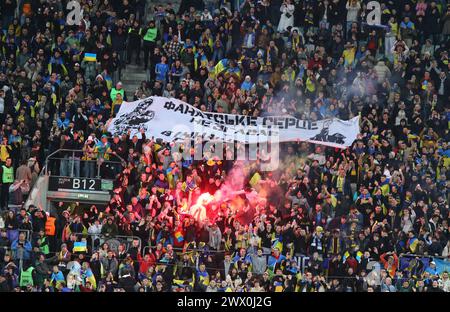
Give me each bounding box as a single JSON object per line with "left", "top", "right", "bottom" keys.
{"left": 251, "top": 254, "right": 267, "bottom": 275}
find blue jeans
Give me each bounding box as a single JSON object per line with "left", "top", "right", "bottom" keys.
{"left": 60, "top": 156, "right": 69, "bottom": 176}
{"left": 212, "top": 48, "right": 224, "bottom": 63}
{"left": 346, "top": 21, "right": 354, "bottom": 40}
{"left": 68, "top": 157, "right": 80, "bottom": 177}
{"left": 83, "top": 160, "right": 95, "bottom": 178}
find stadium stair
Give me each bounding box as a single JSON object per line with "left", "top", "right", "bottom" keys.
{"left": 121, "top": 0, "right": 181, "bottom": 96}
{"left": 121, "top": 64, "right": 149, "bottom": 98}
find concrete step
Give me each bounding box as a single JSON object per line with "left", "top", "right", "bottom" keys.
{"left": 122, "top": 76, "right": 146, "bottom": 81}
{"left": 122, "top": 70, "right": 147, "bottom": 76}
{"left": 118, "top": 0, "right": 181, "bottom": 95}
{"left": 124, "top": 64, "right": 143, "bottom": 70}
{"left": 121, "top": 76, "right": 147, "bottom": 82}
{"left": 121, "top": 63, "right": 148, "bottom": 94}
{"left": 122, "top": 80, "right": 146, "bottom": 87}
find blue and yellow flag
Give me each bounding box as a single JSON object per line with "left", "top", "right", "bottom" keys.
{"left": 271, "top": 239, "right": 283, "bottom": 253}
{"left": 84, "top": 53, "right": 97, "bottom": 62}
{"left": 343, "top": 251, "right": 350, "bottom": 263}
{"left": 73, "top": 241, "right": 87, "bottom": 253}
{"left": 214, "top": 58, "right": 228, "bottom": 76}
{"left": 104, "top": 74, "right": 113, "bottom": 90}
{"left": 407, "top": 237, "right": 419, "bottom": 253}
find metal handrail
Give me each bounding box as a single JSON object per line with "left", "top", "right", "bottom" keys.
{"left": 45, "top": 149, "right": 127, "bottom": 163}
{"left": 60, "top": 231, "right": 142, "bottom": 255}
{"left": 45, "top": 149, "right": 127, "bottom": 169}
{"left": 142, "top": 245, "right": 226, "bottom": 257}
{"left": 44, "top": 148, "right": 127, "bottom": 177}
{"left": 397, "top": 253, "right": 450, "bottom": 260}
{"left": 140, "top": 244, "right": 312, "bottom": 273}
{"left": 46, "top": 157, "right": 123, "bottom": 163}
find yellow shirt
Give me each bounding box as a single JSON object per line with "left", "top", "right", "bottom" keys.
{"left": 389, "top": 22, "right": 399, "bottom": 37}
{"left": 337, "top": 176, "right": 344, "bottom": 193}
{"left": 343, "top": 47, "right": 356, "bottom": 65}
{"left": 0, "top": 145, "right": 11, "bottom": 162}
{"left": 111, "top": 99, "right": 123, "bottom": 115}
{"left": 306, "top": 77, "right": 316, "bottom": 92}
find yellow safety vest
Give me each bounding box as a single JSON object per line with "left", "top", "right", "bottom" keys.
{"left": 20, "top": 267, "right": 34, "bottom": 287}
{"left": 2, "top": 165, "right": 13, "bottom": 183}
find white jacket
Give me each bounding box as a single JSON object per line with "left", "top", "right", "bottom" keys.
{"left": 401, "top": 210, "right": 416, "bottom": 234}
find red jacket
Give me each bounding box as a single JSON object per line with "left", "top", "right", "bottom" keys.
{"left": 308, "top": 58, "right": 323, "bottom": 70}
{"left": 380, "top": 252, "right": 399, "bottom": 278}
{"left": 345, "top": 257, "right": 358, "bottom": 272}
{"left": 79, "top": 285, "right": 94, "bottom": 292}
{"left": 139, "top": 253, "right": 156, "bottom": 274}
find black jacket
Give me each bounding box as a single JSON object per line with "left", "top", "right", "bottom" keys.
{"left": 119, "top": 275, "right": 137, "bottom": 292}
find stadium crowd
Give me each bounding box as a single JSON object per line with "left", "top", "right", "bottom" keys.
{"left": 0, "top": 0, "right": 449, "bottom": 292}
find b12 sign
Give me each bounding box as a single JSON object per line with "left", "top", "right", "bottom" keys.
{"left": 66, "top": 0, "right": 82, "bottom": 26}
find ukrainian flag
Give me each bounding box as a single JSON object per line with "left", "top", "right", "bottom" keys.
{"left": 197, "top": 271, "right": 210, "bottom": 286}
{"left": 407, "top": 237, "right": 419, "bottom": 253}
{"left": 343, "top": 250, "right": 350, "bottom": 263}
{"left": 73, "top": 241, "right": 87, "bottom": 253}
{"left": 271, "top": 239, "right": 283, "bottom": 253}
{"left": 104, "top": 74, "right": 113, "bottom": 90}
{"left": 84, "top": 53, "right": 97, "bottom": 62}
{"left": 355, "top": 251, "right": 363, "bottom": 262}
{"left": 84, "top": 270, "right": 97, "bottom": 289}
{"left": 214, "top": 58, "right": 228, "bottom": 76}
{"left": 194, "top": 53, "right": 208, "bottom": 71}
{"left": 226, "top": 66, "right": 241, "bottom": 78}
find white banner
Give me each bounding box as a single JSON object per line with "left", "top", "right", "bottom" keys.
{"left": 107, "top": 96, "right": 360, "bottom": 148}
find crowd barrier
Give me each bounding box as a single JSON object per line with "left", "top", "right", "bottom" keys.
{"left": 68, "top": 232, "right": 142, "bottom": 255}
{"left": 44, "top": 149, "right": 126, "bottom": 178}
{"left": 142, "top": 244, "right": 312, "bottom": 274}
{"left": 3, "top": 227, "right": 449, "bottom": 279}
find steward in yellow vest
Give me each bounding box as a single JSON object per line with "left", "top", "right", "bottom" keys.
{"left": 1, "top": 164, "right": 13, "bottom": 183}
{"left": 20, "top": 266, "right": 34, "bottom": 287}
{"left": 1, "top": 158, "right": 14, "bottom": 209}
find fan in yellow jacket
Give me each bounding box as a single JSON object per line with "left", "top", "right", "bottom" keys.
{"left": 0, "top": 137, "right": 12, "bottom": 162}
{"left": 342, "top": 42, "right": 357, "bottom": 67}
